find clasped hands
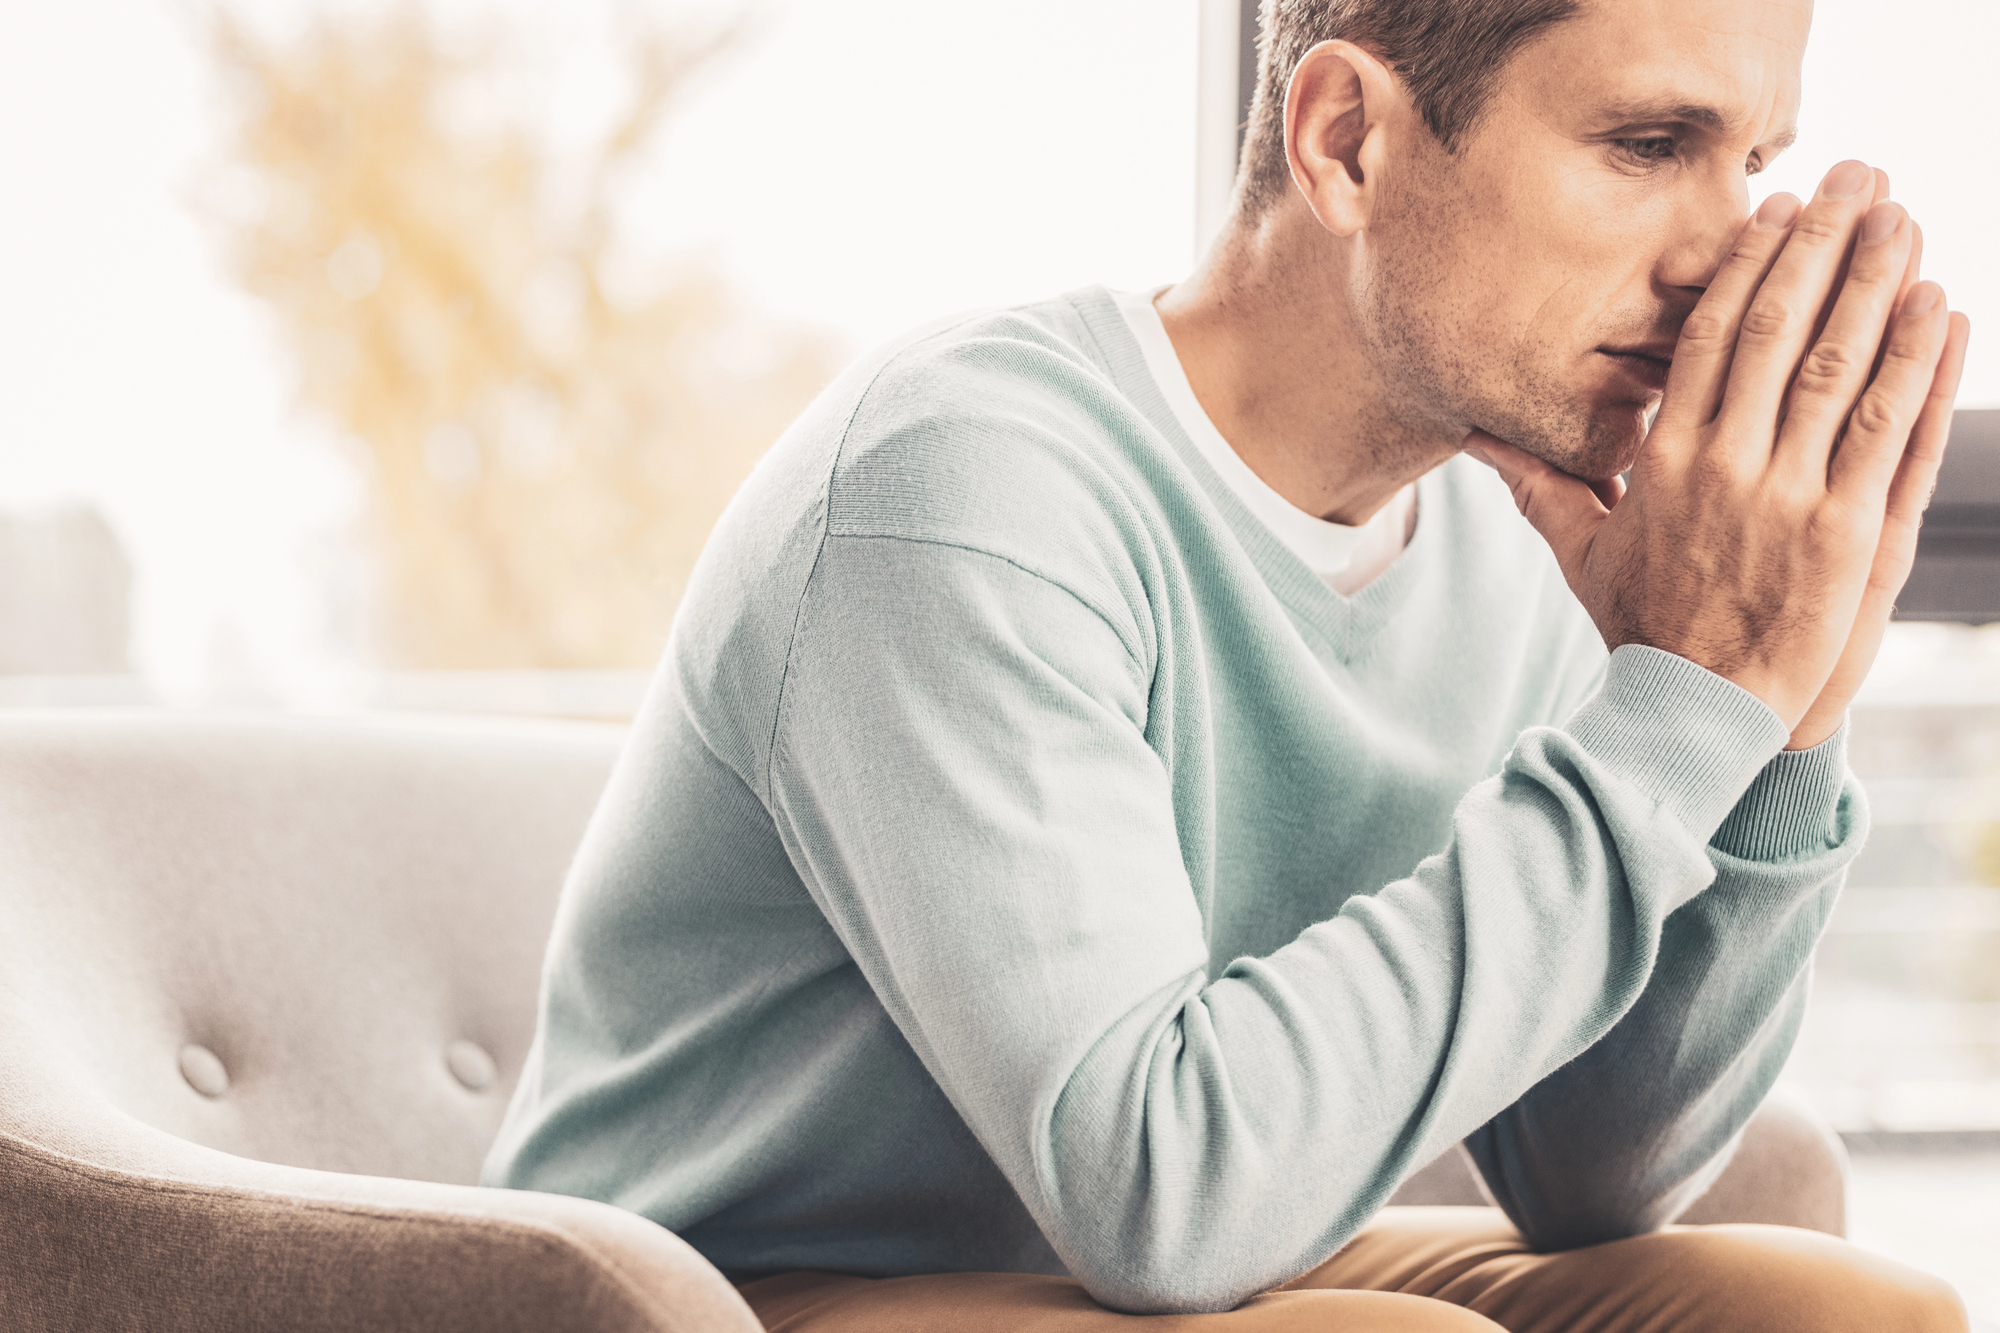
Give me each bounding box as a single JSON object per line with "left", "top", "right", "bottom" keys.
{"left": 1470, "top": 159, "right": 1972, "bottom": 751}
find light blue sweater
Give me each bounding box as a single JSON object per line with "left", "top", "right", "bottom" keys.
{"left": 485, "top": 287, "right": 1861, "bottom": 1315}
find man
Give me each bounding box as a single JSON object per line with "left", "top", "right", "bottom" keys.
{"left": 486, "top": 0, "right": 1974, "bottom": 1327}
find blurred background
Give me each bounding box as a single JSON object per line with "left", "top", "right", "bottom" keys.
{"left": 1, "top": 0, "right": 1994, "bottom": 1321}
{"left": 0, "top": 0, "right": 1200, "bottom": 705}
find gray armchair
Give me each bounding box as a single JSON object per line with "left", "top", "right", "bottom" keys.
{"left": 0, "top": 711, "right": 1847, "bottom": 1331}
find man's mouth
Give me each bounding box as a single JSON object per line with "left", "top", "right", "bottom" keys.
{"left": 1598, "top": 346, "right": 1673, "bottom": 393}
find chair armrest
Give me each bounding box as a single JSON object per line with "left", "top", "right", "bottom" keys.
{"left": 1385, "top": 1087, "right": 1849, "bottom": 1237}
{"left": 0, "top": 1127, "right": 761, "bottom": 1333}
{"left": 1676, "top": 1085, "right": 1848, "bottom": 1236}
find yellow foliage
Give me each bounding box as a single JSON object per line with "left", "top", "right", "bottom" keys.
{"left": 1977, "top": 820, "right": 2000, "bottom": 889}
{"left": 202, "top": 5, "right": 844, "bottom": 668}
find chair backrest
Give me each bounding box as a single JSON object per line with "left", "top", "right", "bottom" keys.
{"left": 0, "top": 710, "right": 621, "bottom": 1186}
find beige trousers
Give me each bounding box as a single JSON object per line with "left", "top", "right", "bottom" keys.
{"left": 740, "top": 1206, "right": 1967, "bottom": 1333}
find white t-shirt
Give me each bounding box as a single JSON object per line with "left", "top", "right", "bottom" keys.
{"left": 1114, "top": 287, "right": 1416, "bottom": 596}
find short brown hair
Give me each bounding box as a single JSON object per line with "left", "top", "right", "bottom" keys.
{"left": 1237, "top": 0, "right": 1582, "bottom": 214}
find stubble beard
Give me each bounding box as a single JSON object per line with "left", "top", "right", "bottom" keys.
{"left": 1355, "top": 260, "right": 1654, "bottom": 484}
{"left": 1354, "top": 166, "right": 1658, "bottom": 484}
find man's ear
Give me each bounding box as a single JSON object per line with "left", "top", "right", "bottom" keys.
{"left": 1285, "top": 40, "right": 1400, "bottom": 237}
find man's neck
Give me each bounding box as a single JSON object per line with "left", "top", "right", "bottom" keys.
{"left": 1153, "top": 205, "right": 1464, "bottom": 527}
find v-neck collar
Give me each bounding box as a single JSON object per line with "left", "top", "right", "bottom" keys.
{"left": 1069, "top": 285, "right": 1440, "bottom": 667}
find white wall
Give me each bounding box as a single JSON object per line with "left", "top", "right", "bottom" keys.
{"left": 1753, "top": 0, "right": 1999, "bottom": 406}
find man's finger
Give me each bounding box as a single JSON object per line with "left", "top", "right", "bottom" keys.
{"left": 1461, "top": 432, "right": 1611, "bottom": 590}
{"left": 1859, "top": 219, "right": 1924, "bottom": 390}
{"left": 1774, "top": 200, "right": 1914, "bottom": 473}
{"left": 1798, "top": 311, "right": 1971, "bottom": 751}
{"left": 1715, "top": 160, "right": 1878, "bottom": 439}
{"left": 1588, "top": 473, "right": 1627, "bottom": 511}
{"left": 1827, "top": 283, "right": 1953, "bottom": 502}
{"left": 1810, "top": 168, "right": 1892, "bottom": 348}
{"left": 1655, "top": 193, "right": 1798, "bottom": 435}
{"left": 1898, "top": 220, "right": 1924, "bottom": 315}
{"left": 1877, "top": 310, "right": 1972, "bottom": 574}
{"left": 1782, "top": 169, "right": 1894, "bottom": 423}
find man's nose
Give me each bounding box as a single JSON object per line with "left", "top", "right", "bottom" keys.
{"left": 1657, "top": 172, "right": 1755, "bottom": 299}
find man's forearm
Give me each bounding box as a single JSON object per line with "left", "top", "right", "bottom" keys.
{"left": 767, "top": 524, "right": 1801, "bottom": 1314}
{"left": 1463, "top": 730, "right": 1859, "bottom": 1251}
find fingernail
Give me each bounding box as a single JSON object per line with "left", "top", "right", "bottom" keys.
{"left": 1823, "top": 159, "right": 1871, "bottom": 200}
{"left": 1463, "top": 444, "right": 1494, "bottom": 467}
{"left": 1754, "top": 193, "right": 1802, "bottom": 229}
{"left": 1903, "top": 282, "right": 1941, "bottom": 316}
{"left": 1861, "top": 201, "right": 1904, "bottom": 245}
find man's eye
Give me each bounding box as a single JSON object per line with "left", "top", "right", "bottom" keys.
{"left": 1614, "top": 136, "right": 1678, "bottom": 163}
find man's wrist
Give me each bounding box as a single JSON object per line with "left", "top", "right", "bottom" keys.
{"left": 1785, "top": 706, "right": 1846, "bottom": 752}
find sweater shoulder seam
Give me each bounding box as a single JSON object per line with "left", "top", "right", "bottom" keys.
{"left": 820, "top": 529, "right": 1147, "bottom": 669}
{"left": 761, "top": 349, "right": 920, "bottom": 807}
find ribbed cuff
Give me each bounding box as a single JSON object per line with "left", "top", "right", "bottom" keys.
{"left": 1566, "top": 645, "right": 1790, "bottom": 845}
{"left": 1710, "top": 720, "right": 1849, "bottom": 860}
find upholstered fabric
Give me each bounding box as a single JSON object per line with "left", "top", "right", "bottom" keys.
{"left": 0, "top": 709, "right": 1843, "bottom": 1331}
{"left": 1385, "top": 1090, "right": 1847, "bottom": 1236}
{"left": 0, "top": 711, "right": 761, "bottom": 1332}
{"left": 0, "top": 1128, "right": 761, "bottom": 1333}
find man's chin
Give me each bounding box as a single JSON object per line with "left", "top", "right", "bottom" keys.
{"left": 1479, "top": 404, "right": 1648, "bottom": 484}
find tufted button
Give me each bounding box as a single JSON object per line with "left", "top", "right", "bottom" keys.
{"left": 445, "top": 1039, "right": 497, "bottom": 1092}
{"left": 179, "top": 1044, "right": 230, "bottom": 1098}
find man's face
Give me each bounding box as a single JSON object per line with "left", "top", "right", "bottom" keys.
{"left": 1356, "top": 0, "right": 1810, "bottom": 481}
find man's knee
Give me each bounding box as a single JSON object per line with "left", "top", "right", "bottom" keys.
{"left": 1671, "top": 1225, "right": 1964, "bottom": 1333}
{"left": 743, "top": 1271, "right": 1513, "bottom": 1331}
{"left": 1477, "top": 1224, "right": 1967, "bottom": 1333}
{"left": 1246, "top": 1288, "right": 1506, "bottom": 1332}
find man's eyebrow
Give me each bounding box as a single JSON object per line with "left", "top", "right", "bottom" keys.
{"left": 1596, "top": 99, "right": 1798, "bottom": 151}
{"left": 1604, "top": 99, "right": 1729, "bottom": 130}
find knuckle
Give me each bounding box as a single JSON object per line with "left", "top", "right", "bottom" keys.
{"left": 1790, "top": 214, "right": 1848, "bottom": 248}
{"left": 1739, "top": 297, "right": 1798, "bottom": 340}
{"left": 1794, "top": 341, "right": 1862, "bottom": 395}
{"left": 1880, "top": 336, "right": 1939, "bottom": 371}
{"left": 1691, "top": 446, "right": 1740, "bottom": 492}
{"left": 1726, "top": 236, "right": 1775, "bottom": 267}
{"left": 1846, "top": 249, "right": 1901, "bottom": 287}
{"left": 1799, "top": 505, "right": 1847, "bottom": 550}
{"left": 1879, "top": 508, "right": 1923, "bottom": 550}
{"left": 1506, "top": 474, "right": 1538, "bottom": 518}
{"left": 1677, "top": 307, "right": 1731, "bottom": 348}
{"left": 1847, "top": 389, "right": 1903, "bottom": 439}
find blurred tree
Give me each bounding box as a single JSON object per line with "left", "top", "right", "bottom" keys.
{"left": 202, "top": 4, "right": 843, "bottom": 668}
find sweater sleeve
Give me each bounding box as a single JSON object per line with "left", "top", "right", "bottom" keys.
{"left": 767, "top": 532, "right": 1790, "bottom": 1315}
{"left": 1463, "top": 726, "right": 1861, "bottom": 1250}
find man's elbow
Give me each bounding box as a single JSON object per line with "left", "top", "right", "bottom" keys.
{"left": 1068, "top": 1258, "right": 1268, "bottom": 1318}
{"left": 1050, "top": 1204, "right": 1324, "bottom": 1316}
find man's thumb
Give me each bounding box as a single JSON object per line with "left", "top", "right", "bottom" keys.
{"left": 1461, "top": 431, "right": 1611, "bottom": 581}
